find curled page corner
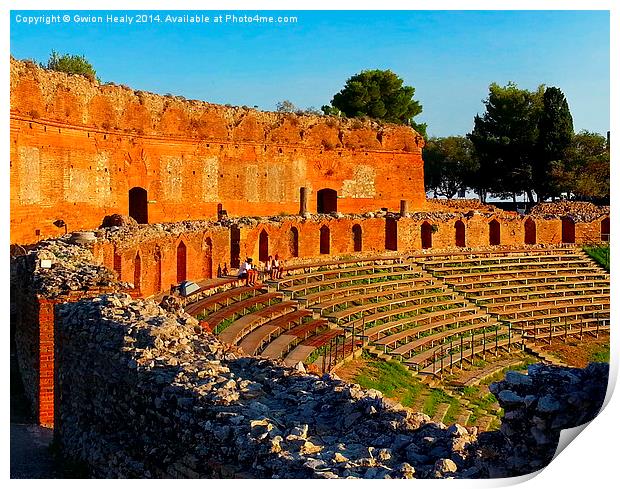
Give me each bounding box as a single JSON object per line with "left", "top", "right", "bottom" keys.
{"left": 553, "top": 422, "right": 591, "bottom": 459}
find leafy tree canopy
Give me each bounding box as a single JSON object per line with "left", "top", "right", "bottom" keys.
{"left": 468, "top": 82, "right": 573, "bottom": 202}
{"left": 423, "top": 136, "right": 479, "bottom": 198}
{"left": 323, "top": 69, "right": 425, "bottom": 135}
{"left": 44, "top": 50, "right": 98, "bottom": 82}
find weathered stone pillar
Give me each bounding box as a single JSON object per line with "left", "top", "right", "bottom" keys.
{"left": 400, "top": 200, "right": 409, "bottom": 217}
{"left": 299, "top": 187, "right": 308, "bottom": 215}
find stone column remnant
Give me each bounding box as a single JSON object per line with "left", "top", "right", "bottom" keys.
{"left": 299, "top": 187, "right": 308, "bottom": 215}
{"left": 400, "top": 200, "right": 409, "bottom": 217}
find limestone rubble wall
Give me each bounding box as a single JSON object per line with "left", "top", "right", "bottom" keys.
{"left": 54, "top": 294, "right": 480, "bottom": 479}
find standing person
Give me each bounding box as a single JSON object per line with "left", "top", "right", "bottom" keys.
{"left": 272, "top": 254, "right": 281, "bottom": 279}
{"left": 247, "top": 258, "right": 257, "bottom": 286}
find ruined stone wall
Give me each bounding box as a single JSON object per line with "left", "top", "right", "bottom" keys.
{"left": 85, "top": 207, "right": 609, "bottom": 298}
{"left": 54, "top": 294, "right": 485, "bottom": 479}
{"left": 10, "top": 58, "right": 425, "bottom": 244}
{"left": 52, "top": 294, "right": 610, "bottom": 479}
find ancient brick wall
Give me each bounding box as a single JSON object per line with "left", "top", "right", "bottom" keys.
{"left": 10, "top": 58, "right": 425, "bottom": 244}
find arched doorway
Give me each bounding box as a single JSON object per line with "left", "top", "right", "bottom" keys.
{"left": 259, "top": 230, "right": 269, "bottom": 263}
{"left": 203, "top": 237, "right": 213, "bottom": 279}
{"left": 290, "top": 227, "right": 299, "bottom": 257}
{"left": 320, "top": 225, "right": 330, "bottom": 254}
{"left": 421, "top": 221, "right": 433, "bottom": 249}
{"left": 177, "top": 241, "right": 187, "bottom": 283}
{"left": 317, "top": 188, "right": 338, "bottom": 214}
{"left": 561, "top": 217, "right": 575, "bottom": 244}
{"left": 352, "top": 224, "right": 362, "bottom": 252}
{"left": 489, "top": 220, "right": 500, "bottom": 246}
{"left": 113, "top": 250, "right": 122, "bottom": 279}
{"left": 524, "top": 218, "right": 537, "bottom": 245}
{"left": 154, "top": 246, "right": 162, "bottom": 292}
{"left": 133, "top": 252, "right": 141, "bottom": 291}
{"left": 455, "top": 220, "right": 466, "bottom": 247}
{"left": 601, "top": 217, "right": 610, "bottom": 242}
{"left": 385, "top": 217, "right": 398, "bottom": 251}
{"left": 128, "top": 187, "right": 148, "bottom": 224}
{"left": 230, "top": 225, "right": 241, "bottom": 269}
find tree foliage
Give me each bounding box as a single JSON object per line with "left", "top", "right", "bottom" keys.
{"left": 424, "top": 136, "right": 479, "bottom": 198}
{"left": 275, "top": 100, "right": 298, "bottom": 113}
{"left": 564, "top": 131, "right": 609, "bottom": 201}
{"left": 467, "top": 82, "right": 574, "bottom": 202}
{"left": 44, "top": 50, "right": 98, "bottom": 81}
{"left": 323, "top": 69, "right": 425, "bottom": 135}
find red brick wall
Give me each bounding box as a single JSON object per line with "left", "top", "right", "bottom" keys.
{"left": 10, "top": 59, "right": 425, "bottom": 244}
{"left": 38, "top": 298, "right": 56, "bottom": 427}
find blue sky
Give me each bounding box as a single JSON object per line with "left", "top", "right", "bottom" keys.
{"left": 10, "top": 10, "right": 610, "bottom": 137}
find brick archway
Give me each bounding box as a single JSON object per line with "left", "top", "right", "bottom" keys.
{"left": 385, "top": 217, "right": 398, "bottom": 251}
{"left": 290, "top": 227, "right": 299, "bottom": 257}
{"left": 203, "top": 237, "right": 213, "bottom": 279}
{"left": 154, "top": 246, "right": 162, "bottom": 292}
{"left": 133, "top": 252, "right": 141, "bottom": 291}
{"left": 177, "top": 241, "right": 187, "bottom": 283}
{"left": 128, "top": 187, "right": 148, "bottom": 224}
{"left": 561, "top": 217, "right": 575, "bottom": 244}
{"left": 230, "top": 225, "right": 241, "bottom": 269}
{"left": 320, "top": 225, "right": 330, "bottom": 254}
{"left": 525, "top": 218, "right": 537, "bottom": 245}
{"left": 421, "top": 221, "right": 433, "bottom": 249}
{"left": 352, "top": 224, "right": 362, "bottom": 252}
{"left": 455, "top": 220, "right": 466, "bottom": 247}
{"left": 601, "top": 217, "right": 610, "bottom": 242}
{"left": 489, "top": 220, "right": 500, "bottom": 246}
{"left": 317, "top": 188, "right": 338, "bottom": 214}
{"left": 259, "top": 230, "right": 269, "bottom": 263}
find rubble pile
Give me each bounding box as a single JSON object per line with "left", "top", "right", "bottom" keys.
{"left": 426, "top": 199, "right": 498, "bottom": 212}
{"left": 100, "top": 214, "right": 139, "bottom": 228}
{"left": 55, "top": 294, "right": 481, "bottom": 479}
{"left": 473, "top": 363, "right": 609, "bottom": 477}
{"left": 529, "top": 201, "right": 607, "bottom": 222}
{"left": 11, "top": 239, "right": 125, "bottom": 298}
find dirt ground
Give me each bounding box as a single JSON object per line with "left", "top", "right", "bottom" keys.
{"left": 334, "top": 357, "right": 367, "bottom": 383}
{"left": 539, "top": 335, "right": 609, "bottom": 368}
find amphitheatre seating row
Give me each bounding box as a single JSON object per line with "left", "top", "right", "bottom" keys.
{"left": 311, "top": 285, "right": 448, "bottom": 316}
{"left": 418, "top": 251, "right": 585, "bottom": 269}
{"left": 327, "top": 291, "right": 461, "bottom": 324}
{"left": 434, "top": 266, "right": 600, "bottom": 284}
{"left": 453, "top": 272, "right": 608, "bottom": 291}
{"left": 218, "top": 301, "right": 298, "bottom": 345}
{"left": 472, "top": 283, "right": 610, "bottom": 303}
{"left": 273, "top": 261, "right": 417, "bottom": 291}
{"left": 427, "top": 257, "right": 591, "bottom": 275}
{"left": 260, "top": 319, "right": 329, "bottom": 359}
{"left": 282, "top": 329, "right": 344, "bottom": 367}
{"left": 486, "top": 294, "right": 609, "bottom": 315}
{"left": 200, "top": 292, "right": 283, "bottom": 332}
{"left": 277, "top": 255, "right": 408, "bottom": 279}
{"left": 284, "top": 269, "right": 426, "bottom": 300}
{"left": 184, "top": 285, "right": 263, "bottom": 317}
{"left": 300, "top": 276, "right": 434, "bottom": 307}
{"left": 238, "top": 309, "right": 314, "bottom": 355}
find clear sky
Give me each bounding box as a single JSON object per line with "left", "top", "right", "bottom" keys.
{"left": 9, "top": 10, "right": 610, "bottom": 137}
